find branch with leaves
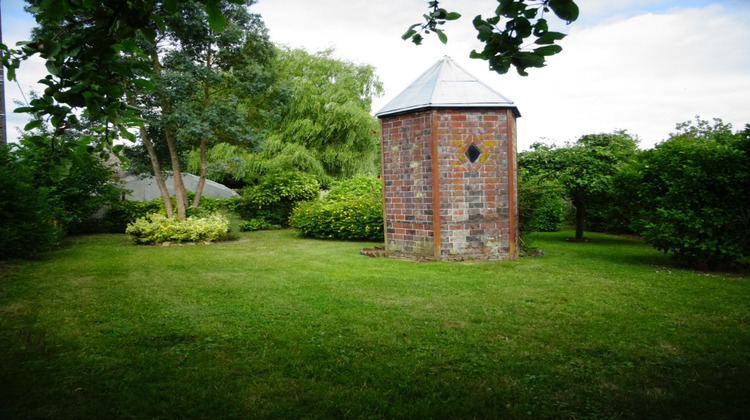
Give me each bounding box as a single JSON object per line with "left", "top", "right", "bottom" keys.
{"left": 402, "top": 1, "right": 462, "bottom": 45}
{"left": 404, "top": 0, "right": 579, "bottom": 76}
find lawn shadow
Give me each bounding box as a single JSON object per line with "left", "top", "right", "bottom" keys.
{"left": 549, "top": 233, "right": 750, "bottom": 276}
{"left": 544, "top": 232, "right": 682, "bottom": 271}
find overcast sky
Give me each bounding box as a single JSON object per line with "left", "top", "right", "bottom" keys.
{"left": 3, "top": 0, "right": 750, "bottom": 150}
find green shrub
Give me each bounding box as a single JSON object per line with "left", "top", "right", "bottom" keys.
{"left": 185, "top": 195, "right": 240, "bottom": 218}
{"left": 125, "top": 213, "right": 230, "bottom": 245}
{"left": 55, "top": 153, "right": 125, "bottom": 234}
{"left": 238, "top": 170, "right": 320, "bottom": 227}
{"left": 615, "top": 119, "right": 750, "bottom": 269}
{"left": 11, "top": 132, "right": 125, "bottom": 235}
{"left": 101, "top": 200, "right": 164, "bottom": 233}
{"left": 102, "top": 195, "right": 241, "bottom": 234}
{"left": 289, "top": 175, "right": 383, "bottom": 241}
{"left": 0, "top": 145, "right": 63, "bottom": 258}
{"left": 240, "top": 217, "right": 277, "bottom": 232}
{"left": 325, "top": 175, "right": 381, "bottom": 201}
{"left": 517, "top": 170, "right": 564, "bottom": 253}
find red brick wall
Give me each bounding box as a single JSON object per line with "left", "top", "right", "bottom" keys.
{"left": 379, "top": 111, "right": 436, "bottom": 257}
{"left": 380, "top": 108, "right": 518, "bottom": 261}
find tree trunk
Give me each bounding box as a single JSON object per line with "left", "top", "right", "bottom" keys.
{"left": 164, "top": 127, "right": 188, "bottom": 220}
{"left": 147, "top": 48, "right": 188, "bottom": 220}
{"left": 127, "top": 93, "right": 174, "bottom": 218}
{"left": 192, "top": 48, "right": 212, "bottom": 209}
{"left": 573, "top": 196, "right": 585, "bottom": 241}
{"left": 191, "top": 137, "right": 208, "bottom": 208}
{"left": 140, "top": 126, "right": 175, "bottom": 218}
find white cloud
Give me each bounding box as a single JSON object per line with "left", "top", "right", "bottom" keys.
{"left": 503, "top": 4, "right": 750, "bottom": 148}
{"left": 3, "top": 1, "right": 749, "bottom": 149}
{"left": 255, "top": 1, "right": 750, "bottom": 150}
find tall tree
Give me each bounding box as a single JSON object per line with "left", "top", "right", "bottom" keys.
{"left": 186, "top": 48, "right": 383, "bottom": 189}
{"left": 264, "top": 47, "right": 382, "bottom": 184}
{"left": 519, "top": 131, "right": 639, "bottom": 241}
{"left": 0, "top": 0, "right": 252, "bottom": 218}
{"left": 165, "top": 1, "right": 274, "bottom": 207}
{"left": 128, "top": 0, "right": 274, "bottom": 218}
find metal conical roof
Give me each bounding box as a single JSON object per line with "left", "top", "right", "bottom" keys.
{"left": 375, "top": 56, "right": 520, "bottom": 118}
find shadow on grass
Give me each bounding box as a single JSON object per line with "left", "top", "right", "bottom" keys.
{"left": 539, "top": 231, "right": 750, "bottom": 277}
{"left": 536, "top": 230, "right": 686, "bottom": 271}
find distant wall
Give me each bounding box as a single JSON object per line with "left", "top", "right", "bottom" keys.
{"left": 122, "top": 173, "right": 239, "bottom": 201}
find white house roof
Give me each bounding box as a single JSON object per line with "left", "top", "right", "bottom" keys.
{"left": 122, "top": 173, "right": 239, "bottom": 201}
{"left": 375, "top": 56, "right": 520, "bottom": 118}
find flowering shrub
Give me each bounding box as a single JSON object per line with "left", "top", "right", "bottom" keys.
{"left": 289, "top": 175, "right": 383, "bottom": 241}
{"left": 125, "top": 213, "right": 230, "bottom": 245}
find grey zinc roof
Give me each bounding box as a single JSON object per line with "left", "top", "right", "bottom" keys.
{"left": 375, "top": 55, "right": 520, "bottom": 118}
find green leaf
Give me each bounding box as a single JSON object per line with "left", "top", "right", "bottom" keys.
{"left": 512, "top": 51, "right": 545, "bottom": 72}
{"left": 549, "top": 0, "right": 579, "bottom": 23}
{"left": 41, "top": 40, "right": 61, "bottom": 58}
{"left": 435, "top": 29, "right": 448, "bottom": 44}
{"left": 445, "top": 12, "right": 462, "bottom": 21}
{"left": 5, "top": 64, "right": 15, "bottom": 81}
{"left": 534, "top": 45, "right": 562, "bottom": 56}
{"left": 469, "top": 50, "right": 486, "bottom": 59}
{"left": 204, "top": 1, "right": 227, "bottom": 32}
{"left": 473, "top": 15, "right": 495, "bottom": 41}
{"left": 533, "top": 18, "right": 548, "bottom": 36}
{"left": 45, "top": 60, "right": 61, "bottom": 76}
{"left": 535, "top": 31, "right": 566, "bottom": 44}
{"left": 132, "top": 78, "right": 154, "bottom": 90}
{"left": 39, "top": 0, "right": 64, "bottom": 22}
{"left": 151, "top": 13, "right": 166, "bottom": 33}
{"left": 118, "top": 125, "right": 137, "bottom": 142}
{"left": 23, "top": 119, "right": 43, "bottom": 131}
{"left": 401, "top": 24, "right": 420, "bottom": 40}
{"left": 512, "top": 17, "right": 533, "bottom": 38}
{"left": 48, "top": 157, "right": 72, "bottom": 182}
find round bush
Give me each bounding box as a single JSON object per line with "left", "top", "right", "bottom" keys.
{"left": 289, "top": 175, "right": 383, "bottom": 241}
{"left": 126, "top": 213, "right": 230, "bottom": 245}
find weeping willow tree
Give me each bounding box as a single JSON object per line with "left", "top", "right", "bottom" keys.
{"left": 188, "top": 47, "right": 382, "bottom": 187}
{"left": 187, "top": 141, "right": 326, "bottom": 185}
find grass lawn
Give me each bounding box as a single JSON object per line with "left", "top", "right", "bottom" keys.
{"left": 1, "top": 229, "right": 749, "bottom": 419}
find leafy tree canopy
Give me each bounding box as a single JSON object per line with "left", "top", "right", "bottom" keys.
{"left": 0, "top": 0, "right": 246, "bottom": 182}
{"left": 519, "top": 131, "right": 639, "bottom": 240}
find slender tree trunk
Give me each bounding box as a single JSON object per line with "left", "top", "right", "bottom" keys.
{"left": 149, "top": 48, "right": 188, "bottom": 220}
{"left": 573, "top": 195, "right": 585, "bottom": 241}
{"left": 140, "top": 126, "right": 175, "bottom": 218}
{"left": 191, "top": 48, "right": 213, "bottom": 209}
{"left": 192, "top": 137, "right": 208, "bottom": 208}
{"left": 126, "top": 94, "right": 174, "bottom": 217}
{"left": 164, "top": 127, "right": 188, "bottom": 220}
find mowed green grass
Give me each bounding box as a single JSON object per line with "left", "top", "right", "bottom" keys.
{"left": 1, "top": 230, "right": 748, "bottom": 419}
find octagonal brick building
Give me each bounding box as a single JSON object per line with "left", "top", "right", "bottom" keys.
{"left": 375, "top": 56, "right": 520, "bottom": 261}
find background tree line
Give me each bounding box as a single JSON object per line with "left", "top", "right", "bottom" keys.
{"left": 518, "top": 117, "right": 750, "bottom": 270}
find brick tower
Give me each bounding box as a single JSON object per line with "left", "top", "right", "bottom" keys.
{"left": 376, "top": 56, "right": 520, "bottom": 261}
